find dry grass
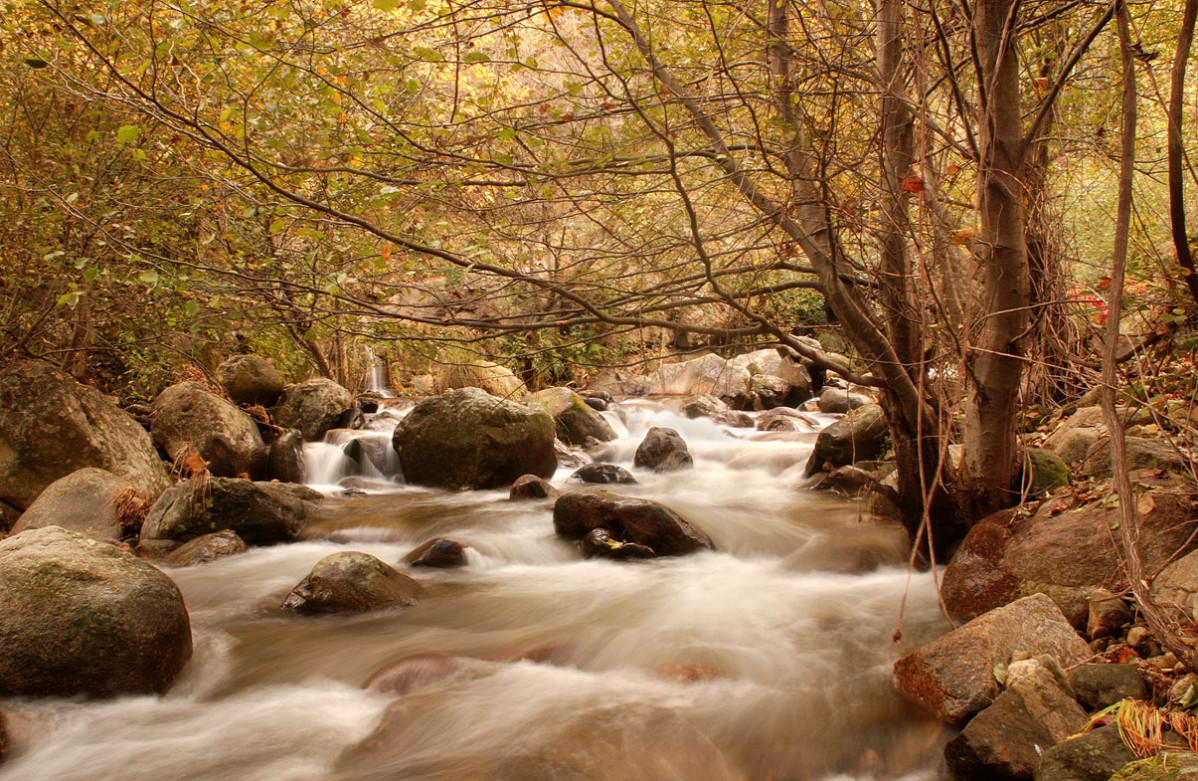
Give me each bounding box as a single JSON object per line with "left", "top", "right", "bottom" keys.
{"left": 113, "top": 487, "right": 151, "bottom": 539}
{"left": 1086, "top": 699, "right": 1198, "bottom": 757}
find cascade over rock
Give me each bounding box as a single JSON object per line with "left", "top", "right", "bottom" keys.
{"left": 0, "top": 360, "right": 170, "bottom": 511}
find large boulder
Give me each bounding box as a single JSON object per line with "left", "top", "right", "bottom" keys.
{"left": 140, "top": 477, "right": 319, "bottom": 545}
{"left": 11, "top": 467, "right": 142, "bottom": 543}
{"left": 392, "top": 387, "right": 557, "bottom": 490}
{"left": 273, "top": 378, "right": 355, "bottom": 441}
{"left": 215, "top": 354, "right": 284, "bottom": 406}
{"left": 0, "top": 526, "right": 192, "bottom": 698}
{"left": 282, "top": 551, "right": 424, "bottom": 614}
{"left": 634, "top": 427, "right": 694, "bottom": 472}
{"left": 648, "top": 353, "right": 751, "bottom": 407}
{"left": 942, "top": 482, "right": 1198, "bottom": 625}
{"left": 730, "top": 348, "right": 814, "bottom": 405}
{"left": 893, "top": 594, "right": 1091, "bottom": 724}
{"left": 435, "top": 359, "right": 526, "bottom": 399}
{"left": 818, "top": 387, "right": 874, "bottom": 414}
{"left": 0, "top": 360, "right": 170, "bottom": 511}
{"left": 943, "top": 656, "right": 1088, "bottom": 779}
{"left": 804, "top": 403, "right": 889, "bottom": 476}
{"left": 526, "top": 387, "right": 616, "bottom": 445}
{"left": 151, "top": 381, "right": 266, "bottom": 479}
{"left": 1081, "top": 436, "right": 1188, "bottom": 479}
{"left": 553, "top": 491, "right": 715, "bottom": 556}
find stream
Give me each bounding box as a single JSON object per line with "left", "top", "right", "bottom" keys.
{"left": 0, "top": 400, "right": 952, "bottom": 780}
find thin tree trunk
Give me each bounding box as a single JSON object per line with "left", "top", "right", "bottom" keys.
{"left": 1169, "top": 0, "right": 1198, "bottom": 305}
{"left": 1106, "top": 0, "right": 1198, "bottom": 672}
{"left": 960, "top": 0, "right": 1030, "bottom": 515}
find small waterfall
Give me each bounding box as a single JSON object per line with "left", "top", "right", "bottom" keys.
{"left": 304, "top": 429, "right": 403, "bottom": 489}
{"left": 362, "top": 345, "right": 393, "bottom": 397}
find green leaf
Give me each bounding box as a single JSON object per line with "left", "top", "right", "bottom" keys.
{"left": 83, "top": 266, "right": 100, "bottom": 284}
{"left": 374, "top": 0, "right": 400, "bottom": 10}
{"left": 463, "top": 51, "right": 490, "bottom": 64}
{"left": 408, "top": 0, "right": 426, "bottom": 9}
{"left": 115, "top": 125, "right": 141, "bottom": 147}
{"left": 138, "top": 269, "right": 160, "bottom": 288}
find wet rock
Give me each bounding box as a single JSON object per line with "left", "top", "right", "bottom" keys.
{"left": 582, "top": 396, "right": 608, "bottom": 412}
{"left": 526, "top": 387, "right": 616, "bottom": 445}
{"left": 748, "top": 374, "right": 793, "bottom": 409}
{"left": 266, "top": 429, "right": 305, "bottom": 483}
{"left": 942, "top": 484, "right": 1198, "bottom": 626}
{"left": 509, "top": 474, "right": 559, "bottom": 500}
{"left": 215, "top": 354, "right": 284, "bottom": 406}
{"left": 435, "top": 359, "right": 526, "bottom": 398}
{"left": 0, "top": 360, "right": 170, "bottom": 511}
{"left": 1081, "top": 436, "right": 1187, "bottom": 479}
{"left": 159, "top": 530, "right": 249, "bottom": 567}
{"left": 365, "top": 654, "right": 497, "bottom": 696}
{"left": 140, "top": 477, "right": 319, "bottom": 545}
{"left": 944, "top": 657, "right": 1088, "bottom": 780}
{"left": 1067, "top": 664, "right": 1149, "bottom": 711}
{"left": 684, "top": 394, "right": 728, "bottom": 419}
{"left": 781, "top": 522, "right": 910, "bottom": 574}
{"left": 282, "top": 551, "right": 424, "bottom": 614}
{"left": 273, "top": 378, "right": 355, "bottom": 441}
{"left": 648, "top": 353, "right": 751, "bottom": 408}
{"left": 1033, "top": 724, "right": 1136, "bottom": 781}
{"left": 0, "top": 526, "right": 192, "bottom": 698}
{"left": 1109, "top": 752, "right": 1198, "bottom": 779}
{"left": 553, "top": 491, "right": 715, "bottom": 556}
{"left": 11, "top": 467, "right": 142, "bottom": 544}
{"left": 1019, "top": 447, "right": 1071, "bottom": 497}
{"left": 634, "top": 427, "right": 693, "bottom": 472}
{"left": 1087, "top": 588, "right": 1134, "bottom": 640}
{"left": 570, "top": 463, "right": 637, "bottom": 484}
{"left": 403, "top": 537, "right": 468, "bottom": 568}
{"left": 151, "top": 381, "right": 266, "bottom": 479}
{"left": 578, "top": 527, "right": 657, "bottom": 560}
{"left": 712, "top": 410, "right": 755, "bottom": 428}
{"left": 756, "top": 407, "right": 819, "bottom": 432}
{"left": 893, "top": 594, "right": 1091, "bottom": 724}
{"left": 804, "top": 403, "right": 889, "bottom": 476}
{"left": 818, "top": 387, "right": 873, "bottom": 414}
{"left": 731, "top": 348, "right": 813, "bottom": 404}
{"left": 393, "top": 387, "right": 556, "bottom": 490}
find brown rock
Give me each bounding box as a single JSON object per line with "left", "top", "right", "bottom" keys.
{"left": 893, "top": 594, "right": 1091, "bottom": 724}
{"left": 282, "top": 551, "right": 424, "bottom": 614}
{"left": 11, "top": 467, "right": 140, "bottom": 544}
{"left": 633, "top": 427, "right": 694, "bottom": 472}
{"left": 159, "top": 530, "right": 248, "bottom": 567}
{"left": 1087, "top": 588, "right": 1134, "bottom": 640}
{"left": 402, "top": 537, "right": 468, "bottom": 568}
{"left": 151, "top": 381, "right": 266, "bottom": 479}
{"left": 944, "top": 657, "right": 1088, "bottom": 779}
{"left": 1068, "top": 663, "right": 1148, "bottom": 711}
{"left": 509, "top": 474, "right": 559, "bottom": 501}
{"left": 553, "top": 491, "right": 714, "bottom": 556}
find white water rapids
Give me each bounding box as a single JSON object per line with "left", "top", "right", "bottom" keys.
{"left": 0, "top": 400, "right": 953, "bottom": 780}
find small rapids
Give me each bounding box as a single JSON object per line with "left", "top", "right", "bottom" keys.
{"left": 0, "top": 400, "right": 952, "bottom": 781}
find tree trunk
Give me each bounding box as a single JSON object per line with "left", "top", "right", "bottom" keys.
{"left": 960, "top": 0, "right": 1030, "bottom": 516}
{"left": 1169, "top": 0, "right": 1198, "bottom": 305}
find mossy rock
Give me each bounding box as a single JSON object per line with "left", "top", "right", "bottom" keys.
{"left": 1109, "top": 752, "right": 1198, "bottom": 779}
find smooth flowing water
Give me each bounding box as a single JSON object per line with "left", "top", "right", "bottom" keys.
{"left": 0, "top": 401, "right": 952, "bottom": 780}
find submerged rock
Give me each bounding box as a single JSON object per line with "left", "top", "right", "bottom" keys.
{"left": 365, "top": 654, "right": 497, "bottom": 697}
{"left": 393, "top": 387, "right": 556, "bottom": 490}
{"left": 283, "top": 551, "right": 424, "bottom": 614}
{"left": 0, "top": 360, "right": 170, "bottom": 511}
{"left": 509, "top": 474, "right": 559, "bottom": 500}
{"left": 0, "top": 526, "right": 193, "bottom": 698}
{"left": 402, "top": 537, "right": 468, "bottom": 569}
{"left": 553, "top": 491, "right": 714, "bottom": 556}
{"left": 570, "top": 463, "right": 637, "bottom": 484}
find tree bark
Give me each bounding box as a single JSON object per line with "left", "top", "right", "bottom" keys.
{"left": 960, "top": 0, "right": 1030, "bottom": 516}
{"left": 1169, "top": 0, "right": 1198, "bottom": 305}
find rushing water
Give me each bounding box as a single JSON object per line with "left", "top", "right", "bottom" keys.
{"left": 0, "top": 401, "right": 953, "bottom": 780}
